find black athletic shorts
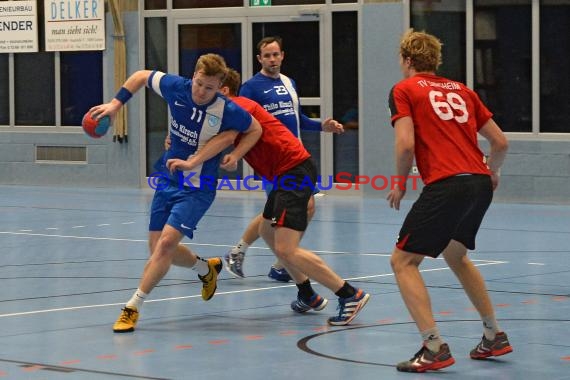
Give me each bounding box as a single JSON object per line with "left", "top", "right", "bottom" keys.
{"left": 263, "top": 158, "right": 317, "bottom": 232}
{"left": 396, "top": 174, "right": 493, "bottom": 258}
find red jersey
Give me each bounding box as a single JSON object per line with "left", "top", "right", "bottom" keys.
{"left": 232, "top": 96, "right": 310, "bottom": 180}
{"left": 389, "top": 73, "right": 492, "bottom": 185}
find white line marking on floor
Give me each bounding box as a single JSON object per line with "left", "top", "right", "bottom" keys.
{"left": 0, "top": 255, "right": 505, "bottom": 319}
{"left": 0, "top": 231, "right": 512, "bottom": 264}
{"left": 121, "top": 222, "right": 135, "bottom": 225}
{"left": 71, "top": 226, "right": 86, "bottom": 229}
{"left": 97, "top": 224, "right": 110, "bottom": 227}
{"left": 360, "top": 252, "right": 503, "bottom": 264}
{"left": 528, "top": 262, "right": 545, "bottom": 265}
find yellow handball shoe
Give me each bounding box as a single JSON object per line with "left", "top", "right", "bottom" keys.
{"left": 113, "top": 306, "right": 139, "bottom": 333}
{"left": 199, "top": 257, "right": 223, "bottom": 301}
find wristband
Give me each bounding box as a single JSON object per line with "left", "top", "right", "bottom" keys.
{"left": 114, "top": 87, "right": 133, "bottom": 104}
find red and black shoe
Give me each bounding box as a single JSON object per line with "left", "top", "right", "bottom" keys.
{"left": 397, "top": 343, "right": 456, "bottom": 372}
{"left": 470, "top": 331, "right": 513, "bottom": 359}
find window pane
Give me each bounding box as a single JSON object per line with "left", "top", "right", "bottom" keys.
{"left": 252, "top": 22, "right": 320, "bottom": 96}
{"left": 145, "top": 17, "right": 168, "bottom": 176}
{"left": 61, "top": 52, "right": 103, "bottom": 126}
{"left": 15, "top": 53, "right": 55, "bottom": 126}
{"left": 299, "top": 105, "right": 321, "bottom": 173}
{"left": 474, "top": 1, "right": 531, "bottom": 132}
{"left": 174, "top": 0, "right": 242, "bottom": 8}
{"left": 178, "top": 23, "right": 242, "bottom": 77}
{"left": 540, "top": 2, "right": 570, "bottom": 133}
{"left": 145, "top": 0, "right": 166, "bottom": 9}
{"left": 332, "top": 11, "right": 359, "bottom": 178}
{"left": 0, "top": 55, "right": 8, "bottom": 125}
{"left": 410, "top": 0, "right": 466, "bottom": 83}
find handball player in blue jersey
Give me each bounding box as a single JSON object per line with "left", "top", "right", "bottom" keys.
{"left": 226, "top": 36, "right": 344, "bottom": 281}
{"left": 89, "top": 54, "right": 262, "bottom": 333}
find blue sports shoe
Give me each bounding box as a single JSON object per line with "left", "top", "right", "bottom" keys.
{"left": 328, "top": 288, "right": 370, "bottom": 326}
{"left": 268, "top": 266, "right": 292, "bottom": 282}
{"left": 291, "top": 293, "right": 328, "bottom": 313}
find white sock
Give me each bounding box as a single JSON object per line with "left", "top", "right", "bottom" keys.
{"left": 482, "top": 315, "right": 500, "bottom": 340}
{"left": 233, "top": 239, "right": 250, "bottom": 255}
{"left": 192, "top": 256, "right": 209, "bottom": 276}
{"left": 126, "top": 288, "right": 148, "bottom": 310}
{"left": 421, "top": 327, "right": 444, "bottom": 352}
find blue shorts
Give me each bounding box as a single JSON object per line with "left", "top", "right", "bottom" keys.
{"left": 149, "top": 182, "right": 215, "bottom": 239}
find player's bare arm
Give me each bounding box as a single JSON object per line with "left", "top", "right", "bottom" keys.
{"left": 478, "top": 118, "right": 509, "bottom": 190}
{"left": 219, "top": 118, "right": 263, "bottom": 171}
{"left": 89, "top": 70, "right": 153, "bottom": 120}
{"left": 166, "top": 130, "right": 239, "bottom": 173}
{"left": 387, "top": 116, "right": 415, "bottom": 210}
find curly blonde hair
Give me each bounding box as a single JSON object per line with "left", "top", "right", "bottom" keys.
{"left": 399, "top": 29, "right": 442, "bottom": 72}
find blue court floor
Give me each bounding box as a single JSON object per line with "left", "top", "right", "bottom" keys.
{"left": 0, "top": 185, "right": 569, "bottom": 379}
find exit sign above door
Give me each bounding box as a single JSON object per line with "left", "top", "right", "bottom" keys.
{"left": 251, "top": 0, "right": 271, "bottom": 6}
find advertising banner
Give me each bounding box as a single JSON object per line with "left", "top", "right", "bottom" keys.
{"left": 0, "top": 1, "right": 39, "bottom": 53}
{"left": 45, "top": 0, "right": 106, "bottom": 51}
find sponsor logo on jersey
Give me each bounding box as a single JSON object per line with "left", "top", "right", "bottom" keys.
{"left": 208, "top": 114, "right": 220, "bottom": 127}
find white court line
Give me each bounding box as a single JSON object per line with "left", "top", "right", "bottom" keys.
{"left": 0, "top": 230, "right": 349, "bottom": 253}
{"left": 0, "top": 261, "right": 506, "bottom": 319}
{"left": 0, "top": 230, "right": 508, "bottom": 318}
{"left": 97, "top": 223, "right": 111, "bottom": 227}
{"left": 0, "top": 231, "right": 507, "bottom": 262}
{"left": 71, "top": 225, "right": 86, "bottom": 229}
{"left": 360, "top": 252, "right": 503, "bottom": 264}
{"left": 528, "top": 262, "right": 545, "bottom": 266}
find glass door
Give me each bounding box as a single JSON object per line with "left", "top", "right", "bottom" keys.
{"left": 143, "top": 6, "right": 360, "bottom": 191}
{"left": 173, "top": 17, "right": 324, "bottom": 183}
{"left": 147, "top": 16, "right": 325, "bottom": 183}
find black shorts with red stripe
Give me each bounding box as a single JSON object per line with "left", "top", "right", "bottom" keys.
{"left": 396, "top": 174, "right": 493, "bottom": 257}
{"left": 263, "top": 158, "right": 317, "bottom": 232}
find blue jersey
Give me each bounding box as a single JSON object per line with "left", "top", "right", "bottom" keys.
{"left": 238, "top": 72, "right": 321, "bottom": 138}
{"left": 149, "top": 71, "right": 252, "bottom": 186}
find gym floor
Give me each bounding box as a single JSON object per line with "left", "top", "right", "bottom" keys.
{"left": 1, "top": 185, "right": 568, "bottom": 379}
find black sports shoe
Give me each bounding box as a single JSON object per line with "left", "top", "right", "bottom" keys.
{"left": 397, "top": 343, "right": 455, "bottom": 372}
{"left": 470, "top": 331, "right": 513, "bottom": 359}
